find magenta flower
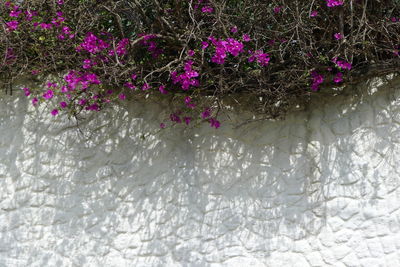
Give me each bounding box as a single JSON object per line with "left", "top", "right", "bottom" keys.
{"left": 160, "top": 123, "right": 166, "bottom": 129}
{"left": 332, "top": 57, "right": 352, "bottom": 70}
{"left": 310, "top": 71, "right": 324, "bottom": 91}
{"left": 273, "top": 6, "right": 283, "bottom": 14}
{"left": 32, "top": 97, "right": 38, "bottom": 106}
{"left": 43, "top": 90, "right": 54, "bottom": 99}
{"left": 124, "top": 82, "right": 136, "bottom": 90}
{"left": 6, "top": 21, "right": 18, "bottom": 31}
{"left": 310, "top": 10, "right": 318, "bottom": 17}
{"left": 60, "top": 101, "right": 67, "bottom": 108}
{"left": 187, "top": 50, "right": 195, "bottom": 56}
{"left": 184, "top": 96, "right": 196, "bottom": 108}
{"left": 326, "top": 0, "right": 344, "bottom": 7}
{"left": 78, "top": 32, "right": 109, "bottom": 54}
{"left": 171, "top": 61, "right": 200, "bottom": 90}
{"left": 209, "top": 118, "right": 221, "bottom": 129}
{"left": 82, "top": 59, "right": 92, "bottom": 69}
{"left": 142, "top": 83, "right": 150, "bottom": 90}
{"left": 242, "top": 34, "right": 251, "bottom": 42}
{"left": 51, "top": 109, "right": 59, "bottom": 116}
{"left": 170, "top": 113, "right": 182, "bottom": 123}
{"left": 109, "top": 38, "right": 129, "bottom": 56}
{"left": 201, "top": 108, "right": 211, "bottom": 119}
{"left": 22, "top": 87, "right": 30, "bottom": 96}
{"left": 159, "top": 85, "right": 168, "bottom": 94}
{"left": 119, "top": 93, "right": 126, "bottom": 100}
{"left": 9, "top": 9, "right": 22, "bottom": 17}
{"left": 248, "top": 50, "right": 270, "bottom": 66}
{"left": 201, "top": 41, "right": 209, "bottom": 50}
{"left": 333, "top": 72, "right": 343, "bottom": 83}
{"left": 201, "top": 6, "right": 214, "bottom": 13}
{"left": 86, "top": 104, "right": 100, "bottom": 111}
{"left": 230, "top": 26, "right": 238, "bottom": 33}
{"left": 184, "top": 117, "right": 191, "bottom": 125}
{"left": 334, "top": 33, "right": 343, "bottom": 40}
{"left": 39, "top": 23, "right": 52, "bottom": 30}
{"left": 25, "top": 10, "right": 37, "bottom": 21}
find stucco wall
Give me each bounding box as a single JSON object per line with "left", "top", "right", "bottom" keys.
{"left": 1, "top": 78, "right": 400, "bottom": 266}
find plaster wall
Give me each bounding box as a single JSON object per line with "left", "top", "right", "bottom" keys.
{"left": 1, "top": 78, "right": 400, "bottom": 266}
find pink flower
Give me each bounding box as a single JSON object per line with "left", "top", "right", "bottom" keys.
{"left": 201, "top": 6, "right": 214, "bottom": 13}
{"left": 201, "top": 41, "right": 209, "bottom": 50}
{"left": 209, "top": 118, "right": 221, "bottom": 129}
{"left": 201, "top": 108, "right": 211, "bottom": 119}
{"left": 119, "top": 93, "right": 126, "bottom": 100}
{"left": 273, "top": 6, "right": 283, "bottom": 14}
{"left": 333, "top": 72, "right": 343, "bottom": 83}
{"left": 326, "top": 0, "right": 344, "bottom": 7}
{"left": 242, "top": 34, "right": 251, "bottom": 42}
{"left": 22, "top": 87, "right": 30, "bottom": 96}
{"left": 248, "top": 50, "right": 270, "bottom": 66}
{"left": 78, "top": 32, "right": 109, "bottom": 54}
{"left": 60, "top": 86, "right": 68, "bottom": 93}
{"left": 9, "top": 9, "right": 22, "bottom": 17}
{"left": 6, "top": 21, "right": 18, "bottom": 31}
{"left": 60, "top": 101, "right": 67, "bottom": 108}
{"left": 82, "top": 59, "right": 92, "bottom": 69}
{"left": 230, "top": 26, "right": 238, "bottom": 33}
{"left": 32, "top": 97, "right": 38, "bottom": 106}
{"left": 160, "top": 123, "right": 166, "bottom": 129}
{"left": 25, "top": 10, "right": 37, "bottom": 21}
{"left": 170, "top": 113, "right": 182, "bottom": 123}
{"left": 310, "top": 10, "right": 318, "bottom": 17}
{"left": 334, "top": 33, "right": 343, "bottom": 40}
{"left": 184, "top": 117, "right": 191, "bottom": 125}
{"left": 187, "top": 50, "right": 195, "bottom": 56}
{"left": 39, "top": 23, "right": 52, "bottom": 30}
{"left": 51, "top": 109, "right": 59, "bottom": 116}
{"left": 310, "top": 71, "right": 324, "bottom": 91}
{"left": 159, "top": 85, "right": 168, "bottom": 94}
{"left": 184, "top": 96, "right": 196, "bottom": 108}
{"left": 142, "top": 83, "right": 150, "bottom": 90}
{"left": 124, "top": 82, "right": 136, "bottom": 90}
{"left": 43, "top": 90, "right": 54, "bottom": 99}
{"left": 332, "top": 57, "right": 352, "bottom": 70}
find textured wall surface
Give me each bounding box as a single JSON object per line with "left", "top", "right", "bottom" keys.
{"left": 1, "top": 78, "right": 400, "bottom": 266}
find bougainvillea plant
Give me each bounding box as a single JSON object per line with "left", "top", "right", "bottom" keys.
{"left": 1, "top": 0, "right": 399, "bottom": 129}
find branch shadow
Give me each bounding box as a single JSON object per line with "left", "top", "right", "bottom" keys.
{"left": 1, "top": 76, "right": 399, "bottom": 266}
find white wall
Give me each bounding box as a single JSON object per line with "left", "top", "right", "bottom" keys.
{"left": 1, "top": 78, "right": 400, "bottom": 266}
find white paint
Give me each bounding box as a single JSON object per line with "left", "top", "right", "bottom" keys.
{"left": 1, "top": 78, "right": 400, "bottom": 266}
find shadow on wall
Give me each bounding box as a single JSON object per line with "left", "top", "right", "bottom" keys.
{"left": 0, "top": 76, "right": 400, "bottom": 266}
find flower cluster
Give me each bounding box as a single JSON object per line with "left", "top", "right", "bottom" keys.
{"left": 171, "top": 60, "right": 200, "bottom": 90}
{"left": 2, "top": 0, "right": 399, "bottom": 131}
{"left": 77, "top": 33, "right": 109, "bottom": 54}
{"left": 310, "top": 71, "right": 324, "bottom": 91}
{"left": 138, "top": 34, "right": 163, "bottom": 58}
{"left": 208, "top": 37, "right": 245, "bottom": 64}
